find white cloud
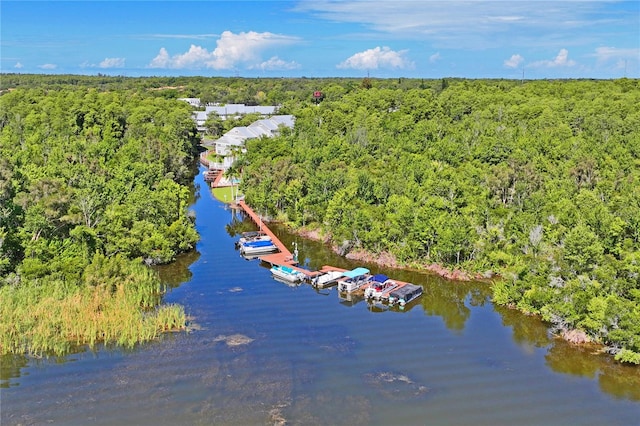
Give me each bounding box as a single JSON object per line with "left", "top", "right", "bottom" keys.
{"left": 591, "top": 46, "right": 639, "bottom": 64}
{"left": 148, "top": 31, "right": 299, "bottom": 70}
{"left": 295, "top": 1, "right": 625, "bottom": 49}
{"left": 504, "top": 54, "right": 524, "bottom": 68}
{"left": 337, "top": 46, "right": 413, "bottom": 70}
{"left": 174, "top": 44, "right": 213, "bottom": 68}
{"left": 429, "top": 52, "right": 441, "bottom": 63}
{"left": 39, "top": 63, "right": 57, "bottom": 70}
{"left": 249, "top": 56, "right": 300, "bottom": 71}
{"left": 14, "top": 62, "right": 23, "bottom": 69}
{"left": 149, "top": 47, "right": 171, "bottom": 68}
{"left": 530, "top": 49, "right": 576, "bottom": 68}
{"left": 99, "top": 57, "right": 125, "bottom": 68}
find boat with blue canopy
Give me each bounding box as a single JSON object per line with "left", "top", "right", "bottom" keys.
{"left": 337, "top": 267, "right": 371, "bottom": 292}
{"left": 240, "top": 239, "right": 278, "bottom": 255}
{"left": 363, "top": 274, "right": 399, "bottom": 300}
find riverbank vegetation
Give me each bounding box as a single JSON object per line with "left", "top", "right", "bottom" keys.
{"left": 0, "top": 85, "right": 199, "bottom": 355}
{"left": 2, "top": 75, "right": 639, "bottom": 365}
{"left": 238, "top": 79, "right": 640, "bottom": 364}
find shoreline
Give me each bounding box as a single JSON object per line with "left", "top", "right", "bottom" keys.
{"left": 231, "top": 205, "right": 620, "bottom": 359}
{"left": 291, "top": 226, "right": 494, "bottom": 282}
{"left": 291, "top": 225, "right": 608, "bottom": 350}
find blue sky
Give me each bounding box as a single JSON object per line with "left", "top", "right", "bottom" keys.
{"left": 2, "top": 1, "right": 638, "bottom": 79}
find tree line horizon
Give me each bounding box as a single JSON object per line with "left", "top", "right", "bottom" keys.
{"left": 0, "top": 74, "right": 638, "bottom": 364}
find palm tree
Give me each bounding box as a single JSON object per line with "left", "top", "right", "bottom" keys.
{"left": 223, "top": 165, "right": 239, "bottom": 202}
{"left": 226, "top": 145, "right": 248, "bottom": 202}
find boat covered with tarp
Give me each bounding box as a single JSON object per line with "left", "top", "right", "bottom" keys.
{"left": 387, "top": 283, "right": 423, "bottom": 307}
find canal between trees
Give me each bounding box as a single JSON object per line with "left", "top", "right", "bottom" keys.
{"left": 2, "top": 168, "right": 639, "bottom": 425}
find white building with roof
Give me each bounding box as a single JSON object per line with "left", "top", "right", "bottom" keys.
{"left": 212, "top": 115, "right": 295, "bottom": 159}
{"left": 194, "top": 103, "right": 279, "bottom": 132}
{"left": 178, "top": 98, "right": 202, "bottom": 107}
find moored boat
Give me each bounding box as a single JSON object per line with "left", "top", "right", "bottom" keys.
{"left": 337, "top": 267, "right": 370, "bottom": 292}
{"left": 363, "top": 275, "right": 398, "bottom": 300}
{"left": 387, "top": 283, "right": 423, "bottom": 307}
{"left": 311, "top": 270, "right": 345, "bottom": 288}
{"left": 235, "top": 231, "right": 271, "bottom": 248}
{"left": 270, "top": 265, "right": 306, "bottom": 283}
{"left": 240, "top": 239, "right": 279, "bottom": 255}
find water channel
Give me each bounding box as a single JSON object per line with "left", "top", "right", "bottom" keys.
{"left": 2, "top": 169, "right": 639, "bottom": 425}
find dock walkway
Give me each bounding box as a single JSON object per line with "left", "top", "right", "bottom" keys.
{"left": 237, "top": 200, "right": 290, "bottom": 257}
{"left": 237, "top": 201, "right": 319, "bottom": 276}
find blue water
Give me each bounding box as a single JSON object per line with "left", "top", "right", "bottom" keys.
{"left": 2, "top": 168, "right": 639, "bottom": 425}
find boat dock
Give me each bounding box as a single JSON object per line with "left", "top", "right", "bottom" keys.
{"left": 318, "top": 265, "right": 349, "bottom": 274}
{"left": 237, "top": 200, "right": 319, "bottom": 277}
{"left": 378, "top": 281, "right": 410, "bottom": 301}
{"left": 235, "top": 200, "right": 423, "bottom": 307}
{"left": 348, "top": 279, "right": 412, "bottom": 300}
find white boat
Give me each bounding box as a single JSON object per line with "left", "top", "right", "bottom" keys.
{"left": 235, "top": 231, "right": 271, "bottom": 248}
{"left": 387, "top": 284, "right": 423, "bottom": 307}
{"left": 363, "top": 275, "right": 398, "bottom": 300}
{"left": 270, "top": 265, "right": 306, "bottom": 283}
{"left": 337, "top": 267, "right": 370, "bottom": 292}
{"left": 240, "top": 239, "right": 278, "bottom": 255}
{"left": 311, "top": 270, "right": 345, "bottom": 288}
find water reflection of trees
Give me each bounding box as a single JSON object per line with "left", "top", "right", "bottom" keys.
{"left": 224, "top": 209, "right": 256, "bottom": 238}
{"left": 152, "top": 249, "right": 201, "bottom": 288}
{"left": 1, "top": 354, "right": 28, "bottom": 388}
{"left": 598, "top": 363, "right": 640, "bottom": 401}
{"left": 545, "top": 339, "right": 640, "bottom": 401}
{"left": 495, "top": 301, "right": 640, "bottom": 402}
{"left": 495, "top": 305, "right": 550, "bottom": 349}
{"left": 421, "top": 280, "right": 490, "bottom": 332}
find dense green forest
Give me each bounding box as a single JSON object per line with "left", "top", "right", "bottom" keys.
{"left": 238, "top": 78, "right": 640, "bottom": 364}
{"left": 1, "top": 74, "right": 639, "bottom": 365}
{"left": 0, "top": 82, "right": 200, "bottom": 355}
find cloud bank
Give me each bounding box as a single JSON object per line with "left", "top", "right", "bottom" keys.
{"left": 99, "top": 58, "right": 125, "bottom": 68}
{"left": 249, "top": 56, "right": 301, "bottom": 71}
{"left": 504, "top": 54, "right": 524, "bottom": 68}
{"left": 530, "top": 49, "right": 576, "bottom": 68}
{"left": 295, "top": 1, "right": 623, "bottom": 49}
{"left": 148, "top": 31, "right": 299, "bottom": 70}
{"left": 337, "top": 46, "right": 413, "bottom": 70}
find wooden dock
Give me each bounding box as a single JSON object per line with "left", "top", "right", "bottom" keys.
{"left": 235, "top": 201, "right": 423, "bottom": 301}
{"left": 237, "top": 201, "right": 291, "bottom": 257}
{"left": 237, "top": 200, "right": 320, "bottom": 277}
{"left": 318, "top": 265, "right": 349, "bottom": 274}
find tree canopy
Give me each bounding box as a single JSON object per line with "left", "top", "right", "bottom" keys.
{"left": 1, "top": 74, "right": 638, "bottom": 364}
{"left": 0, "top": 84, "right": 200, "bottom": 355}
{"left": 238, "top": 78, "right": 640, "bottom": 363}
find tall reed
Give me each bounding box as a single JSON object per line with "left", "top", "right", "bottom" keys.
{"left": 0, "top": 261, "right": 186, "bottom": 356}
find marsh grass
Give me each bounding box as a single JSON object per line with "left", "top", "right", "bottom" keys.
{"left": 0, "top": 257, "right": 186, "bottom": 357}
